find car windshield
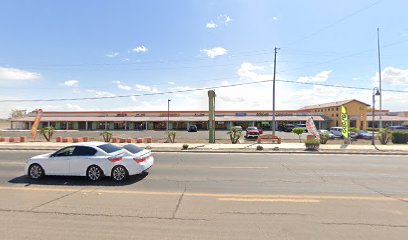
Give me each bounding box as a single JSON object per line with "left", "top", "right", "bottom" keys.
{"left": 123, "top": 144, "right": 144, "bottom": 154}
{"left": 247, "top": 127, "right": 257, "bottom": 130}
{"left": 97, "top": 143, "right": 122, "bottom": 153}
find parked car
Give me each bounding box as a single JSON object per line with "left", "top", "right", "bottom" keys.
{"left": 188, "top": 125, "right": 198, "bottom": 132}
{"left": 387, "top": 126, "right": 408, "bottom": 132}
{"left": 357, "top": 130, "right": 374, "bottom": 139}
{"left": 257, "top": 127, "right": 264, "bottom": 135}
{"left": 245, "top": 126, "right": 260, "bottom": 138}
{"left": 280, "top": 124, "right": 295, "bottom": 132}
{"left": 25, "top": 142, "right": 154, "bottom": 182}
{"left": 232, "top": 126, "right": 243, "bottom": 131}
{"left": 330, "top": 127, "right": 343, "bottom": 137}
{"left": 295, "top": 124, "right": 308, "bottom": 132}
{"left": 318, "top": 129, "right": 336, "bottom": 139}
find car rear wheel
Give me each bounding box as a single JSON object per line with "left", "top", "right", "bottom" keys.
{"left": 111, "top": 166, "right": 128, "bottom": 182}
{"left": 87, "top": 165, "right": 102, "bottom": 181}
{"left": 28, "top": 164, "right": 44, "bottom": 179}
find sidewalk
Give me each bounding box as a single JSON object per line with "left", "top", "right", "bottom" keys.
{"left": 0, "top": 141, "right": 407, "bottom": 155}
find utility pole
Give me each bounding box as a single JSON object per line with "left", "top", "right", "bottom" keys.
{"left": 272, "top": 47, "right": 280, "bottom": 136}
{"left": 167, "top": 99, "right": 171, "bottom": 131}
{"left": 377, "top": 28, "right": 383, "bottom": 129}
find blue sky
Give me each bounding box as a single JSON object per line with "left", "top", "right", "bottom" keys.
{"left": 1, "top": 0, "right": 408, "bottom": 117}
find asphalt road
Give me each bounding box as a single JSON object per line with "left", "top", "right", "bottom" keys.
{"left": 0, "top": 151, "right": 407, "bottom": 239}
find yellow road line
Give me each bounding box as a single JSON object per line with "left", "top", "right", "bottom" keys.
{"left": 210, "top": 167, "right": 269, "bottom": 169}
{"left": 218, "top": 198, "right": 320, "bottom": 203}
{"left": 0, "top": 186, "right": 407, "bottom": 202}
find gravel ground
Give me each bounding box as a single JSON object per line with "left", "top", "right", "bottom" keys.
{"left": 0, "top": 129, "right": 377, "bottom": 144}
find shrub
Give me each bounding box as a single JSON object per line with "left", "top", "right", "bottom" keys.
{"left": 256, "top": 145, "right": 264, "bottom": 151}
{"left": 182, "top": 144, "right": 189, "bottom": 150}
{"left": 100, "top": 131, "right": 112, "bottom": 142}
{"left": 292, "top": 128, "right": 305, "bottom": 143}
{"left": 319, "top": 133, "right": 330, "bottom": 144}
{"left": 391, "top": 131, "right": 408, "bottom": 144}
{"left": 166, "top": 131, "right": 176, "bottom": 143}
{"left": 349, "top": 127, "right": 359, "bottom": 133}
{"left": 377, "top": 130, "right": 391, "bottom": 145}
{"left": 227, "top": 127, "right": 243, "bottom": 144}
{"left": 40, "top": 127, "right": 55, "bottom": 142}
{"left": 305, "top": 139, "right": 320, "bottom": 151}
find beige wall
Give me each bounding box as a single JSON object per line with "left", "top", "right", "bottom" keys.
{"left": 307, "top": 101, "right": 368, "bottom": 130}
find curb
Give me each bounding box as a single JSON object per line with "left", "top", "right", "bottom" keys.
{"left": 0, "top": 147, "right": 407, "bottom": 155}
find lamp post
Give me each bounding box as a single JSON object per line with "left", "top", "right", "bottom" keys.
{"left": 372, "top": 87, "right": 381, "bottom": 145}
{"left": 167, "top": 99, "right": 171, "bottom": 131}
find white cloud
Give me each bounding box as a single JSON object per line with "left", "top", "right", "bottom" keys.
{"left": 221, "top": 15, "right": 232, "bottom": 24}
{"left": 273, "top": 17, "right": 278, "bottom": 21}
{"left": 206, "top": 21, "right": 217, "bottom": 29}
{"left": 134, "top": 84, "right": 159, "bottom": 93}
{"left": 121, "top": 58, "right": 130, "bottom": 62}
{"left": 297, "top": 70, "right": 332, "bottom": 83}
{"left": 168, "top": 81, "right": 175, "bottom": 85}
{"left": 112, "top": 81, "right": 132, "bottom": 91}
{"left": 86, "top": 90, "right": 116, "bottom": 97}
{"left": 352, "top": 77, "right": 360, "bottom": 81}
{"left": 200, "top": 47, "right": 227, "bottom": 58}
{"left": 372, "top": 66, "right": 408, "bottom": 85}
{"left": 63, "top": 80, "right": 79, "bottom": 87}
{"left": 132, "top": 45, "right": 148, "bottom": 53}
{"left": 105, "top": 52, "right": 119, "bottom": 58}
{"left": 0, "top": 67, "right": 41, "bottom": 81}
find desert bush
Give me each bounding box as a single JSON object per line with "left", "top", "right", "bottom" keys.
{"left": 100, "top": 131, "right": 112, "bottom": 142}
{"left": 319, "top": 133, "right": 330, "bottom": 144}
{"left": 227, "top": 127, "right": 243, "bottom": 144}
{"left": 40, "top": 127, "right": 55, "bottom": 142}
{"left": 377, "top": 130, "right": 391, "bottom": 145}
{"left": 256, "top": 145, "right": 264, "bottom": 151}
{"left": 182, "top": 144, "right": 189, "bottom": 150}
{"left": 166, "top": 131, "right": 176, "bottom": 143}
{"left": 391, "top": 131, "right": 408, "bottom": 144}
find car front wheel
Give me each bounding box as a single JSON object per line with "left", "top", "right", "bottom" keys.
{"left": 87, "top": 165, "right": 103, "bottom": 181}
{"left": 28, "top": 164, "right": 44, "bottom": 179}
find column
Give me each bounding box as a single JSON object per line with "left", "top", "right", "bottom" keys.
{"left": 66, "top": 122, "right": 69, "bottom": 130}
{"left": 85, "top": 121, "right": 88, "bottom": 130}
{"left": 124, "top": 121, "right": 127, "bottom": 130}
{"left": 105, "top": 122, "right": 108, "bottom": 130}
{"left": 146, "top": 121, "right": 148, "bottom": 130}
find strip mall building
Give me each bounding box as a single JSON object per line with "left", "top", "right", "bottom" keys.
{"left": 10, "top": 99, "right": 408, "bottom": 131}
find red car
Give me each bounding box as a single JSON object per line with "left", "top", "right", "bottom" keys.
{"left": 245, "top": 127, "right": 261, "bottom": 138}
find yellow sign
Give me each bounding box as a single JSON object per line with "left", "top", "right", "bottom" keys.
{"left": 341, "top": 106, "right": 348, "bottom": 138}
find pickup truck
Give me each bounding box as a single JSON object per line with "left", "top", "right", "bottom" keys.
{"left": 245, "top": 127, "right": 261, "bottom": 138}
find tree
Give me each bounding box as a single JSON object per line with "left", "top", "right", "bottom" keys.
{"left": 292, "top": 128, "right": 305, "bottom": 143}
{"left": 10, "top": 109, "right": 27, "bottom": 119}
{"left": 40, "top": 127, "right": 55, "bottom": 142}
{"left": 100, "top": 131, "right": 113, "bottom": 142}
{"left": 227, "top": 127, "right": 242, "bottom": 144}
{"left": 166, "top": 131, "right": 176, "bottom": 143}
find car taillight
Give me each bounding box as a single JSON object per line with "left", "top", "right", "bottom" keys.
{"left": 108, "top": 157, "right": 122, "bottom": 162}
{"left": 134, "top": 157, "right": 147, "bottom": 163}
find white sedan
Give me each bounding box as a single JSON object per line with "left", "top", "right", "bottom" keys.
{"left": 25, "top": 142, "right": 154, "bottom": 182}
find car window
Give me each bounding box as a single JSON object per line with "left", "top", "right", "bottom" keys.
{"left": 54, "top": 147, "right": 75, "bottom": 157}
{"left": 97, "top": 143, "right": 122, "bottom": 153}
{"left": 73, "top": 146, "right": 97, "bottom": 156}
{"left": 123, "top": 144, "right": 144, "bottom": 154}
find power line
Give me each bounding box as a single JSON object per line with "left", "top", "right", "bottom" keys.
{"left": 0, "top": 78, "right": 406, "bottom": 103}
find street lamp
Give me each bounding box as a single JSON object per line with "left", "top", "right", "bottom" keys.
{"left": 167, "top": 99, "right": 171, "bottom": 131}
{"left": 372, "top": 87, "right": 381, "bottom": 145}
